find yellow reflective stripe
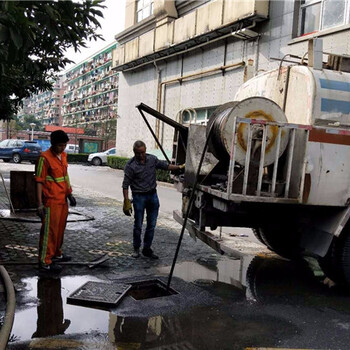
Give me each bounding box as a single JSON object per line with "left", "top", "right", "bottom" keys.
{"left": 45, "top": 176, "right": 65, "bottom": 183}
{"left": 65, "top": 175, "right": 71, "bottom": 188}
{"left": 37, "top": 157, "right": 44, "bottom": 177}
{"left": 41, "top": 207, "right": 50, "bottom": 264}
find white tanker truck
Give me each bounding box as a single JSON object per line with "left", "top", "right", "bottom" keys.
{"left": 137, "top": 41, "right": 350, "bottom": 286}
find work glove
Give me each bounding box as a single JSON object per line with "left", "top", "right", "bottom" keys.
{"left": 37, "top": 204, "right": 45, "bottom": 219}
{"left": 68, "top": 194, "right": 77, "bottom": 207}
{"left": 123, "top": 198, "right": 133, "bottom": 216}
{"left": 178, "top": 163, "right": 185, "bottom": 170}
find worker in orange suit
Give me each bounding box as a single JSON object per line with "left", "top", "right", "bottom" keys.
{"left": 35, "top": 130, "right": 76, "bottom": 273}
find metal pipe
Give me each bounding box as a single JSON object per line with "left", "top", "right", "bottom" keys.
{"left": 167, "top": 123, "right": 215, "bottom": 290}
{"left": 271, "top": 127, "right": 282, "bottom": 195}
{"left": 254, "top": 34, "right": 261, "bottom": 76}
{"left": 277, "top": 54, "right": 301, "bottom": 80}
{"left": 284, "top": 128, "right": 296, "bottom": 198}
{"left": 242, "top": 124, "right": 252, "bottom": 195}
{"left": 256, "top": 125, "right": 267, "bottom": 196}
{"left": 298, "top": 130, "right": 310, "bottom": 202}
{"left": 282, "top": 66, "right": 291, "bottom": 112}
{"left": 137, "top": 103, "right": 188, "bottom": 133}
{"left": 0, "top": 266, "right": 15, "bottom": 350}
{"left": 137, "top": 107, "right": 171, "bottom": 163}
{"left": 161, "top": 61, "right": 245, "bottom": 87}
{"left": 0, "top": 173, "right": 15, "bottom": 214}
{"left": 154, "top": 61, "right": 162, "bottom": 149}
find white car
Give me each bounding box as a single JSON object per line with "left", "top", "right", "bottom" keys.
{"left": 65, "top": 144, "right": 80, "bottom": 153}
{"left": 88, "top": 147, "right": 116, "bottom": 166}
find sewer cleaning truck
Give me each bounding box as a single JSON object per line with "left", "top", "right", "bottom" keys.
{"left": 138, "top": 39, "right": 350, "bottom": 286}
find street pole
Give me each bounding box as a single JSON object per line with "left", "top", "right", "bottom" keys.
{"left": 29, "top": 123, "right": 36, "bottom": 141}
{"left": 75, "top": 116, "right": 78, "bottom": 153}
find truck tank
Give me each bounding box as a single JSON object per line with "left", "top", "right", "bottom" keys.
{"left": 135, "top": 54, "right": 350, "bottom": 286}
{"left": 175, "top": 65, "right": 350, "bottom": 286}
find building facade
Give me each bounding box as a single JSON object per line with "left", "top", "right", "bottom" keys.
{"left": 113, "top": 0, "right": 350, "bottom": 158}
{"left": 17, "top": 77, "right": 64, "bottom": 126}
{"left": 62, "top": 42, "right": 119, "bottom": 149}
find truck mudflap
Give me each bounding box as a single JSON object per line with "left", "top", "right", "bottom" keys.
{"left": 301, "top": 205, "right": 350, "bottom": 257}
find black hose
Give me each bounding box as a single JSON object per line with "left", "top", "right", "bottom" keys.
{"left": 167, "top": 124, "right": 215, "bottom": 290}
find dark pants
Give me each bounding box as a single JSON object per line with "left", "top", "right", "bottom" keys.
{"left": 132, "top": 192, "right": 160, "bottom": 250}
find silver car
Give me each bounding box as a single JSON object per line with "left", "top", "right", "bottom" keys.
{"left": 88, "top": 147, "right": 116, "bottom": 166}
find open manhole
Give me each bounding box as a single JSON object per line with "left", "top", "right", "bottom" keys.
{"left": 128, "top": 279, "right": 178, "bottom": 300}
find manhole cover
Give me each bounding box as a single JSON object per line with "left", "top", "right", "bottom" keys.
{"left": 67, "top": 281, "right": 131, "bottom": 308}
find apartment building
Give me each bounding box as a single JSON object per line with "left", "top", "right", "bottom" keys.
{"left": 17, "top": 77, "right": 64, "bottom": 126}
{"left": 113, "top": 0, "right": 350, "bottom": 158}
{"left": 62, "top": 42, "right": 119, "bottom": 143}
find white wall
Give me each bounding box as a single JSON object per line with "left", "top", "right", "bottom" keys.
{"left": 116, "top": 0, "right": 350, "bottom": 158}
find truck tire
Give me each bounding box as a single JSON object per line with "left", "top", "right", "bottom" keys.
{"left": 340, "top": 231, "right": 350, "bottom": 285}
{"left": 319, "top": 227, "right": 350, "bottom": 285}
{"left": 252, "top": 228, "right": 266, "bottom": 245}
{"left": 12, "top": 153, "right": 21, "bottom": 164}
{"left": 318, "top": 239, "right": 342, "bottom": 283}
{"left": 258, "top": 226, "right": 302, "bottom": 260}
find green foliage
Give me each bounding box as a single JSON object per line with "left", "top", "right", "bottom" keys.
{"left": 107, "top": 156, "right": 129, "bottom": 170}
{"left": 13, "top": 114, "right": 43, "bottom": 131}
{"left": 67, "top": 153, "right": 89, "bottom": 163}
{"left": 0, "top": 0, "right": 105, "bottom": 119}
{"left": 107, "top": 156, "right": 173, "bottom": 183}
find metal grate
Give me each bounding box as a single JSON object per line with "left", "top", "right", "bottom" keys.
{"left": 67, "top": 281, "right": 131, "bottom": 308}
{"left": 227, "top": 117, "right": 311, "bottom": 201}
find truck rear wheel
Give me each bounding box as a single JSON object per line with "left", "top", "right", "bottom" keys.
{"left": 318, "top": 240, "right": 342, "bottom": 283}
{"left": 319, "top": 227, "right": 350, "bottom": 285}
{"left": 252, "top": 228, "right": 265, "bottom": 245}
{"left": 258, "top": 226, "right": 302, "bottom": 260}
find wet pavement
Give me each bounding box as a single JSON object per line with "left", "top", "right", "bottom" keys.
{"left": 1, "top": 166, "right": 350, "bottom": 349}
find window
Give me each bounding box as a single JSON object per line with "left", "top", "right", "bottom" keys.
{"left": 181, "top": 107, "right": 218, "bottom": 126}
{"left": 0, "top": 140, "right": 9, "bottom": 148}
{"left": 8, "top": 140, "right": 18, "bottom": 147}
{"left": 300, "top": 0, "right": 349, "bottom": 36}
{"left": 136, "top": 0, "right": 154, "bottom": 23}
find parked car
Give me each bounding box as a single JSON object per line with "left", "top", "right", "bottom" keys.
{"left": 88, "top": 147, "right": 116, "bottom": 166}
{"left": 0, "top": 139, "right": 42, "bottom": 164}
{"left": 65, "top": 144, "right": 80, "bottom": 153}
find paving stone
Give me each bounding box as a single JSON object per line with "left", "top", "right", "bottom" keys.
{"left": 0, "top": 168, "right": 213, "bottom": 284}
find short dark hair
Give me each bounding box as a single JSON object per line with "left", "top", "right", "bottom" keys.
{"left": 50, "top": 130, "right": 69, "bottom": 145}
{"left": 133, "top": 140, "right": 146, "bottom": 150}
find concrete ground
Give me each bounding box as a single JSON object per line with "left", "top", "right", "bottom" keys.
{"left": 2, "top": 163, "right": 350, "bottom": 350}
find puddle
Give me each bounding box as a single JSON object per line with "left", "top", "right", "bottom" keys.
{"left": 10, "top": 275, "right": 109, "bottom": 342}
{"left": 8, "top": 255, "right": 350, "bottom": 349}
{"left": 158, "top": 254, "right": 350, "bottom": 306}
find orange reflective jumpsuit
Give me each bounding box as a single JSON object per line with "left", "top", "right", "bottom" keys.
{"left": 35, "top": 149, "right": 72, "bottom": 265}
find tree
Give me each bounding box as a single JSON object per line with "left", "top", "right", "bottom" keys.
{"left": 15, "top": 114, "right": 43, "bottom": 131}
{"left": 0, "top": 1, "right": 105, "bottom": 120}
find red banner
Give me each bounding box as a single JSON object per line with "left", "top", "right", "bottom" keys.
{"left": 45, "top": 125, "right": 85, "bottom": 135}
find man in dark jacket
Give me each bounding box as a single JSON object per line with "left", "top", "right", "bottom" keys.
{"left": 122, "top": 140, "right": 183, "bottom": 259}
